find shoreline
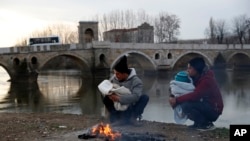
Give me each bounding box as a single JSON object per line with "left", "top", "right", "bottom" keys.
{"left": 0, "top": 112, "right": 229, "bottom": 141}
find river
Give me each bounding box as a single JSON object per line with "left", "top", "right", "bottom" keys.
{"left": 0, "top": 67, "right": 249, "bottom": 128}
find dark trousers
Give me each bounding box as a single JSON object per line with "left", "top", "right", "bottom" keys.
{"left": 103, "top": 94, "right": 149, "bottom": 123}
{"left": 180, "top": 101, "right": 220, "bottom": 125}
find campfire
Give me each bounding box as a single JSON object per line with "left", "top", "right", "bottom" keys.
{"left": 78, "top": 122, "right": 166, "bottom": 141}
{"left": 78, "top": 122, "right": 121, "bottom": 141}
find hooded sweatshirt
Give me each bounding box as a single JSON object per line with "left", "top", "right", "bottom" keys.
{"left": 112, "top": 68, "right": 143, "bottom": 105}
{"left": 176, "top": 70, "right": 224, "bottom": 114}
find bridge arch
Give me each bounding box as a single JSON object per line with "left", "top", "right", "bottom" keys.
{"left": 226, "top": 51, "right": 250, "bottom": 63}
{"left": 226, "top": 52, "right": 250, "bottom": 69}
{"left": 37, "top": 52, "right": 92, "bottom": 74}
{"left": 110, "top": 51, "right": 157, "bottom": 73}
{"left": 171, "top": 51, "right": 213, "bottom": 70}
{"left": 38, "top": 53, "right": 90, "bottom": 68}
{"left": 0, "top": 63, "right": 12, "bottom": 79}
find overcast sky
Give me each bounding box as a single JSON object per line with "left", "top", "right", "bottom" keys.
{"left": 0, "top": 0, "right": 249, "bottom": 47}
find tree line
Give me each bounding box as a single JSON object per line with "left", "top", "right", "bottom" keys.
{"left": 15, "top": 9, "right": 249, "bottom": 46}
{"left": 15, "top": 24, "right": 78, "bottom": 46}
{"left": 205, "top": 14, "right": 250, "bottom": 44}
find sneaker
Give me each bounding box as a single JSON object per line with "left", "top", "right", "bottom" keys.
{"left": 187, "top": 123, "right": 199, "bottom": 129}
{"left": 129, "top": 118, "right": 143, "bottom": 127}
{"left": 196, "top": 122, "right": 216, "bottom": 131}
{"left": 137, "top": 115, "right": 142, "bottom": 121}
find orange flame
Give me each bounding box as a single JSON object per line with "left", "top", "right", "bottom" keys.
{"left": 91, "top": 123, "right": 121, "bottom": 140}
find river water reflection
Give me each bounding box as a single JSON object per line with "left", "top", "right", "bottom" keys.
{"left": 0, "top": 67, "right": 250, "bottom": 128}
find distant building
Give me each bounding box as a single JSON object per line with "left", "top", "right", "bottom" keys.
{"left": 103, "top": 22, "right": 154, "bottom": 43}
{"left": 78, "top": 21, "right": 98, "bottom": 44}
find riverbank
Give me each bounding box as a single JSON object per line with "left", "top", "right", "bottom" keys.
{"left": 0, "top": 113, "right": 229, "bottom": 141}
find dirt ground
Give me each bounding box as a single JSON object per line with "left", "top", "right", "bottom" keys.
{"left": 0, "top": 113, "right": 229, "bottom": 141}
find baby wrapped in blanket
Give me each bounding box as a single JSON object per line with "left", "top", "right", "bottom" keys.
{"left": 170, "top": 71, "right": 195, "bottom": 124}
{"left": 98, "top": 80, "right": 131, "bottom": 111}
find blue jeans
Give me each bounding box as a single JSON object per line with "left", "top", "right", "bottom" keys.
{"left": 180, "top": 101, "right": 220, "bottom": 125}
{"left": 103, "top": 94, "right": 149, "bottom": 123}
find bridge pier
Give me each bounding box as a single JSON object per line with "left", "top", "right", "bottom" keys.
{"left": 11, "top": 71, "right": 38, "bottom": 83}
{"left": 93, "top": 68, "right": 111, "bottom": 80}
{"left": 11, "top": 58, "right": 38, "bottom": 83}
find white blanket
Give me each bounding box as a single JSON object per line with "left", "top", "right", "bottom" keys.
{"left": 170, "top": 80, "right": 195, "bottom": 97}
{"left": 170, "top": 80, "right": 195, "bottom": 124}
{"left": 98, "top": 80, "right": 131, "bottom": 111}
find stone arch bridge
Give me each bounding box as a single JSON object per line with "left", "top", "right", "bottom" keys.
{"left": 0, "top": 42, "right": 250, "bottom": 82}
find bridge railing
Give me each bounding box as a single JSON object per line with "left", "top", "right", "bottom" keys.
{"left": 93, "top": 42, "right": 250, "bottom": 50}
{"left": 1, "top": 42, "right": 250, "bottom": 54}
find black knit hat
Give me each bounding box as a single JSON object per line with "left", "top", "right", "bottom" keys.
{"left": 189, "top": 57, "right": 205, "bottom": 74}
{"left": 114, "top": 55, "right": 129, "bottom": 73}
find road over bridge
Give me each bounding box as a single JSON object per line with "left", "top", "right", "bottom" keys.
{"left": 0, "top": 42, "right": 250, "bottom": 82}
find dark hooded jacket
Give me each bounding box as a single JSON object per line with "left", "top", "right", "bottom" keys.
{"left": 176, "top": 69, "right": 224, "bottom": 114}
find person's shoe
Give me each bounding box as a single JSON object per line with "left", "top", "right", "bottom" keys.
{"left": 187, "top": 123, "right": 199, "bottom": 129}
{"left": 137, "top": 115, "right": 143, "bottom": 121}
{"left": 128, "top": 118, "right": 143, "bottom": 127}
{"left": 196, "top": 122, "right": 216, "bottom": 131}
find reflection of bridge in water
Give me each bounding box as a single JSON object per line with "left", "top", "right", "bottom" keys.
{"left": 0, "top": 42, "right": 250, "bottom": 81}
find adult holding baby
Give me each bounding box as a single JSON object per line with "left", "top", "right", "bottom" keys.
{"left": 102, "top": 55, "right": 149, "bottom": 126}
{"left": 169, "top": 57, "right": 224, "bottom": 131}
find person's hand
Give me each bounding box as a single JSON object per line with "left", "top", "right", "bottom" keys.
{"left": 169, "top": 97, "right": 176, "bottom": 108}
{"left": 108, "top": 93, "right": 120, "bottom": 102}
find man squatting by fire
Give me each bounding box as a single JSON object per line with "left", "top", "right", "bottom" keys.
{"left": 102, "top": 55, "right": 149, "bottom": 125}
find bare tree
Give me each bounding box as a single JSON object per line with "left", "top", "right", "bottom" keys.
{"left": 98, "top": 9, "right": 153, "bottom": 41}
{"left": 41, "top": 24, "right": 78, "bottom": 44}
{"left": 245, "top": 18, "right": 250, "bottom": 43}
{"left": 154, "top": 18, "right": 165, "bottom": 43}
{"left": 91, "top": 14, "right": 104, "bottom": 41}
{"left": 154, "top": 12, "right": 180, "bottom": 43}
{"left": 205, "top": 17, "right": 217, "bottom": 44}
{"left": 232, "top": 14, "right": 248, "bottom": 44}
{"left": 124, "top": 9, "right": 136, "bottom": 28}
{"left": 100, "top": 10, "right": 137, "bottom": 30}
{"left": 14, "top": 38, "right": 28, "bottom": 46}
{"left": 215, "top": 19, "right": 228, "bottom": 44}
{"left": 15, "top": 23, "right": 78, "bottom": 46}
{"left": 136, "top": 9, "right": 154, "bottom": 26}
